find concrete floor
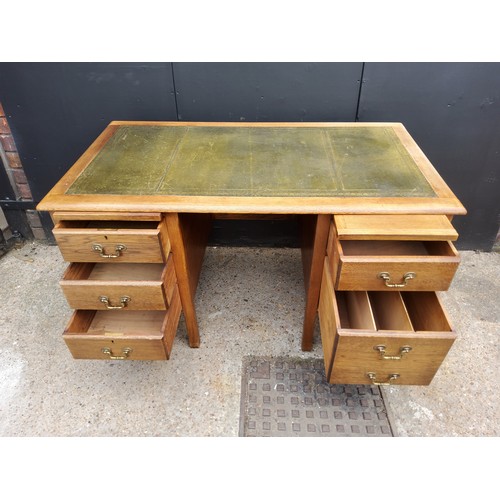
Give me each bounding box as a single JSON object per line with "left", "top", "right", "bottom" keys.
{"left": 0, "top": 241, "right": 498, "bottom": 437}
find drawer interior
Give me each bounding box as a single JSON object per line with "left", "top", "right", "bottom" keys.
{"left": 89, "top": 263, "right": 164, "bottom": 281}
{"left": 65, "top": 310, "right": 166, "bottom": 337}
{"left": 63, "top": 263, "right": 165, "bottom": 282}
{"left": 55, "top": 220, "right": 159, "bottom": 230}
{"left": 335, "top": 290, "right": 452, "bottom": 333}
{"left": 401, "top": 292, "right": 453, "bottom": 332}
{"left": 336, "top": 291, "right": 376, "bottom": 330}
{"left": 340, "top": 240, "right": 457, "bottom": 257}
{"left": 369, "top": 292, "right": 413, "bottom": 331}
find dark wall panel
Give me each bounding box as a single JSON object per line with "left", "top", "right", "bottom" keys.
{"left": 1, "top": 62, "right": 498, "bottom": 250}
{"left": 0, "top": 62, "right": 177, "bottom": 202}
{"left": 358, "top": 62, "right": 500, "bottom": 250}
{"left": 0, "top": 155, "right": 15, "bottom": 199}
{"left": 209, "top": 219, "right": 300, "bottom": 248}
{"left": 174, "top": 62, "right": 362, "bottom": 122}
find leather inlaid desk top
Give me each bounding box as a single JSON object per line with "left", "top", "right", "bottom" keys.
{"left": 37, "top": 122, "right": 466, "bottom": 215}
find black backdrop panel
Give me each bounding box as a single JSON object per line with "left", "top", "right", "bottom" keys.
{"left": 0, "top": 62, "right": 177, "bottom": 201}
{"left": 173, "top": 62, "right": 363, "bottom": 122}
{"left": 0, "top": 62, "right": 498, "bottom": 249}
{"left": 358, "top": 62, "right": 500, "bottom": 251}
{"left": 0, "top": 154, "right": 15, "bottom": 199}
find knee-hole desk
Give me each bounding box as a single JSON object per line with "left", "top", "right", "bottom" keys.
{"left": 38, "top": 122, "right": 466, "bottom": 385}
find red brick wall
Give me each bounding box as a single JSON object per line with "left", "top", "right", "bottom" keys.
{"left": 0, "top": 103, "right": 46, "bottom": 239}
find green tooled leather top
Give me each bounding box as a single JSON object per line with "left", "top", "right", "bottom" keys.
{"left": 67, "top": 125, "right": 435, "bottom": 198}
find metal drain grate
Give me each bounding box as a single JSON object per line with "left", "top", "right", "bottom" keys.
{"left": 239, "top": 356, "right": 394, "bottom": 437}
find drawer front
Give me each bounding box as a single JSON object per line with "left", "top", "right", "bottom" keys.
{"left": 330, "top": 332, "right": 456, "bottom": 386}
{"left": 329, "top": 219, "right": 460, "bottom": 291}
{"left": 64, "top": 335, "right": 168, "bottom": 360}
{"left": 53, "top": 220, "right": 168, "bottom": 263}
{"left": 63, "top": 288, "right": 182, "bottom": 360}
{"left": 318, "top": 260, "right": 457, "bottom": 386}
{"left": 60, "top": 256, "right": 176, "bottom": 310}
{"left": 336, "top": 256, "right": 459, "bottom": 291}
{"left": 62, "top": 282, "right": 164, "bottom": 310}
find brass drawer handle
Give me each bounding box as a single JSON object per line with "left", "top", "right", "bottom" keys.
{"left": 99, "top": 295, "right": 131, "bottom": 309}
{"left": 102, "top": 347, "right": 132, "bottom": 360}
{"left": 374, "top": 345, "right": 412, "bottom": 360}
{"left": 366, "top": 372, "right": 400, "bottom": 385}
{"left": 92, "top": 243, "right": 127, "bottom": 258}
{"left": 378, "top": 271, "right": 416, "bottom": 288}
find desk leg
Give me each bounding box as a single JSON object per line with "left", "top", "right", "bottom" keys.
{"left": 165, "top": 213, "right": 211, "bottom": 348}
{"left": 300, "top": 214, "right": 330, "bottom": 351}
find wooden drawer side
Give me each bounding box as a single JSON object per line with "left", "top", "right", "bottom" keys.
{"left": 158, "top": 216, "right": 172, "bottom": 260}
{"left": 318, "top": 261, "right": 338, "bottom": 380}
{"left": 161, "top": 285, "right": 182, "bottom": 358}
{"left": 326, "top": 220, "right": 340, "bottom": 285}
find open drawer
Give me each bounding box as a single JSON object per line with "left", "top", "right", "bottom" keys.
{"left": 327, "top": 216, "right": 460, "bottom": 291}
{"left": 63, "top": 286, "right": 182, "bottom": 360}
{"left": 60, "top": 254, "right": 176, "bottom": 310}
{"left": 52, "top": 219, "right": 171, "bottom": 263}
{"left": 318, "top": 260, "right": 456, "bottom": 385}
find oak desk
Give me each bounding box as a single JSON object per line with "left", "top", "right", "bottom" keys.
{"left": 37, "top": 122, "right": 466, "bottom": 385}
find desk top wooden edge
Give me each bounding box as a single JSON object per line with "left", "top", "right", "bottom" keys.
{"left": 36, "top": 121, "right": 467, "bottom": 216}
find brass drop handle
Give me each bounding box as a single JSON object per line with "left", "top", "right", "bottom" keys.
{"left": 374, "top": 345, "right": 412, "bottom": 360}
{"left": 378, "top": 271, "right": 416, "bottom": 288}
{"left": 102, "top": 347, "right": 132, "bottom": 360}
{"left": 99, "top": 296, "right": 131, "bottom": 309}
{"left": 92, "top": 243, "right": 127, "bottom": 258}
{"left": 366, "top": 372, "right": 400, "bottom": 385}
